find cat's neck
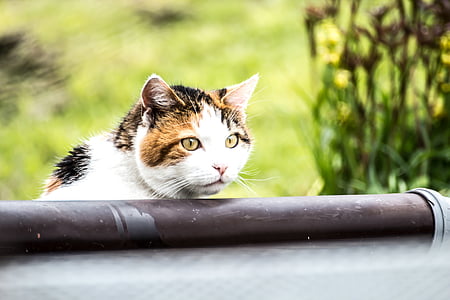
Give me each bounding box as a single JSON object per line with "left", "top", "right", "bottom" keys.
{"left": 92, "top": 133, "right": 161, "bottom": 198}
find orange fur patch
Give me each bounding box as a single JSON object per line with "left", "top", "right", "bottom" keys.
{"left": 44, "top": 176, "right": 62, "bottom": 193}
{"left": 140, "top": 115, "right": 196, "bottom": 167}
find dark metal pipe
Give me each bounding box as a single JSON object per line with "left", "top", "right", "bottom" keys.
{"left": 0, "top": 189, "right": 448, "bottom": 253}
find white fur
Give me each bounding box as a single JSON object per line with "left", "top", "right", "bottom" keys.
{"left": 39, "top": 135, "right": 154, "bottom": 200}
{"left": 39, "top": 105, "right": 251, "bottom": 200}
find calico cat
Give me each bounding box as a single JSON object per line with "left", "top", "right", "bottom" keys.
{"left": 39, "top": 74, "right": 258, "bottom": 200}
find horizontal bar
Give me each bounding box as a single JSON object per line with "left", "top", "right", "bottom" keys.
{"left": 1, "top": 191, "right": 447, "bottom": 253}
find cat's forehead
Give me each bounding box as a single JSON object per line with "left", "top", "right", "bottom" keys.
{"left": 163, "top": 86, "right": 242, "bottom": 128}
{"left": 191, "top": 102, "right": 244, "bottom": 135}
{"left": 171, "top": 85, "right": 227, "bottom": 110}
{"left": 194, "top": 105, "right": 230, "bottom": 137}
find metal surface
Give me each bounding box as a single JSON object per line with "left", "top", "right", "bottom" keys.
{"left": 134, "top": 193, "right": 433, "bottom": 246}
{"left": 0, "top": 192, "right": 438, "bottom": 253}
{"left": 1, "top": 243, "right": 450, "bottom": 300}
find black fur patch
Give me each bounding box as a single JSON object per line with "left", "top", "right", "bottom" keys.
{"left": 53, "top": 144, "right": 91, "bottom": 185}
{"left": 217, "top": 88, "right": 227, "bottom": 99}
{"left": 112, "top": 103, "right": 142, "bottom": 151}
{"left": 171, "top": 85, "right": 213, "bottom": 111}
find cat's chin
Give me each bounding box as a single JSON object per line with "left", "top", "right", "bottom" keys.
{"left": 198, "top": 180, "right": 227, "bottom": 195}
{"left": 176, "top": 180, "right": 228, "bottom": 199}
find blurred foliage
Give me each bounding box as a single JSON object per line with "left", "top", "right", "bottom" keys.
{"left": 2, "top": 0, "right": 447, "bottom": 200}
{"left": 0, "top": 0, "right": 318, "bottom": 199}
{"left": 0, "top": 32, "right": 65, "bottom": 124}
{"left": 305, "top": 0, "right": 450, "bottom": 195}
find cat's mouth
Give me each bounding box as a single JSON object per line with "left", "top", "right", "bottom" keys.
{"left": 202, "top": 179, "right": 224, "bottom": 187}
{"left": 195, "top": 179, "right": 226, "bottom": 196}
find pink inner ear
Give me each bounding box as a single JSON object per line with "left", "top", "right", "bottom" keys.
{"left": 222, "top": 74, "right": 259, "bottom": 109}
{"left": 141, "top": 74, "right": 184, "bottom": 109}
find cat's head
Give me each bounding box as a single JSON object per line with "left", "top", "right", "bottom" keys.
{"left": 134, "top": 74, "right": 258, "bottom": 199}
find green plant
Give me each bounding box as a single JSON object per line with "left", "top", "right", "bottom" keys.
{"left": 305, "top": 0, "right": 450, "bottom": 194}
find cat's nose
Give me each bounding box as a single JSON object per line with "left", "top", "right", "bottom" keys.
{"left": 212, "top": 164, "right": 228, "bottom": 176}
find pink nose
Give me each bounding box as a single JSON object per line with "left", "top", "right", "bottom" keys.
{"left": 213, "top": 164, "right": 228, "bottom": 176}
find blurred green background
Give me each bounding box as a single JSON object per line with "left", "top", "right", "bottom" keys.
{"left": 0, "top": 0, "right": 319, "bottom": 199}
{"left": 2, "top": 0, "right": 448, "bottom": 200}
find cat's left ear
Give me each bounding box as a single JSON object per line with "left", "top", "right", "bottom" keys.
{"left": 220, "top": 74, "right": 259, "bottom": 110}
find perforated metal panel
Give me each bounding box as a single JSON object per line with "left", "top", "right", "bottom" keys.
{"left": 1, "top": 242, "right": 449, "bottom": 300}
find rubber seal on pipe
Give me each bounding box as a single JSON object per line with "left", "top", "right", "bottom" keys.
{"left": 408, "top": 188, "right": 450, "bottom": 249}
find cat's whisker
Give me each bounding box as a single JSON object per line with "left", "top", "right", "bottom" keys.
{"left": 248, "top": 86, "right": 267, "bottom": 103}
{"left": 235, "top": 176, "right": 258, "bottom": 196}
{"left": 155, "top": 177, "right": 190, "bottom": 198}
{"left": 239, "top": 169, "right": 260, "bottom": 176}
{"left": 163, "top": 183, "right": 189, "bottom": 198}
{"left": 244, "top": 176, "right": 278, "bottom": 182}
{"left": 247, "top": 97, "right": 271, "bottom": 108}
{"left": 245, "top": 113, "right": 263, "bottom": 122}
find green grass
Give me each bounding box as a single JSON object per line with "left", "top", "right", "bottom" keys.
{"left": 0, "top": 0, "right": 319, "bottom": 199}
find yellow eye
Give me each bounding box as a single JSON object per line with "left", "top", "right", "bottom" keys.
{"left": 181, "top": 137, "right": 200, "bottom": 151}
{"left": 225, "top": 134, "right": 239, "bottom": 148}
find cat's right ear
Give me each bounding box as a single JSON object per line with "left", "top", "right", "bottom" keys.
{"left": 140, "top": 74, "right": 185, "bottom": 111}
{"left": 220, "top": 74, "right": 259, "bottom": 110}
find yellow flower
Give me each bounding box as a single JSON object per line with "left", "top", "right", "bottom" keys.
{"left": 327, "top": 52, "right": 341, "bottom": 65}
{"left": 432, "top": 97, "right": 446, "bottom": 119}
{"left": 317, "top": 19, "right": 342, "bottom": 46}
{"left": 440, "top": 82, "right": 450, "bottom": 93}
{"left": 316, "top": 19, "right": 343, "bottom": 65}
{"left": 316, "top": 30, "right": 327, "bottom": 45}
{"left": 337, "top": 101, "right": 351, "bottom": 123}
{"left": 441, "top": 53, "right": 450, "bottom": 67}
{"left": 326, "top": 27, "right": 342, "bottom": 46}
{"left": 440, "top": 32, "right": 450, "bottom": 51}
{"left": 334, "top": 69, "right": 351, "bottom": 89}
{"left": 437, "top": 71, "right": 446, "bottom": 83}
